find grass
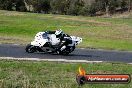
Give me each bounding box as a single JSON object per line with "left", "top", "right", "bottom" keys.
{"left": 0, "top": 10, "right": 132, "bottom": 88}
{"left": 0, "top": 59, "right": 132, "bottom": 88}
{"left": 0, "top": 10, "right": 132, "bottom": 50}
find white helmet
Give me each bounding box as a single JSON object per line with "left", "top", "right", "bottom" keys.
{"left": 55, "top": 29, "right": 63, "bottom": 36}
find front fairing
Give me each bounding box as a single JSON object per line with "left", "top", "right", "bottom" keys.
{"left": 70, "top": 36, "right": 82, "bottom": 45}
{"left": 31, "top": 32, "right": 49, "bottom": 47}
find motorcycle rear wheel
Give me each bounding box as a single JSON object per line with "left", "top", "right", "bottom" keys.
{"left": 61, "top": 52, "right": 70, "bottom": 55}
{"left": 59, "top": 50, "right": 70, "bottom": 55}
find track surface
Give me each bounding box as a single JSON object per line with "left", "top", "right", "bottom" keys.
{"left": 0, "top": 44, "right": 132, "bottom": 63}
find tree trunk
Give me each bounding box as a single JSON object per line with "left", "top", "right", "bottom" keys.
{"left": 106, "top": 5, "right": 109, "bottom": 17}
{"left": 23, "top": 0, "right": 29, "bottom": 11}
{"left": 128, "top": 0, "right": 132, "bottom": 12}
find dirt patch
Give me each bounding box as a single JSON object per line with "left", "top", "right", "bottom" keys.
{"left": 0, "top": 36, "right": 29, "bottom": 45}
{"left": 112, "top": 12, "right": 132, "bottom": 18}
{"left": 54, "top": 16, "right": 112, "bottom": 26}
{"left": 4, "top": 12, "right": 25, "bottom": 16}
{"left": 0, "top": 37, "right": 20, "bottom": 41}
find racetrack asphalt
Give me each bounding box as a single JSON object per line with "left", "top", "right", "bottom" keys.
{"left": 0, "top": 44, "right": 132, "bottom": 63}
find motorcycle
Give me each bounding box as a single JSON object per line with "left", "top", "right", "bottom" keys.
{"left": 25, "top": 31, "right": 82, "bottom": 55}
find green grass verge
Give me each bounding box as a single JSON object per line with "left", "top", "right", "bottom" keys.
{"left": 0, "top": 10, "right": 132, "bottom": 50}
{"left": 0, "top": 59, "right": 132, "bottom": 88}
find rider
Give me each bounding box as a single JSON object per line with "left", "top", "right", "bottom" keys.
{"left": 55, "top": 29, "right": 64, "bottom": 41}
{"left": 55, "top": 29, "right": 72, "bottom": 51}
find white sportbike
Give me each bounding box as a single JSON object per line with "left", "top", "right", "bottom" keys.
{"left": 25, "top": 31, "right": 82, "bottom": 55}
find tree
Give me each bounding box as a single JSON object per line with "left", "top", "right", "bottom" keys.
{"left": 41, "top": 0, "right": 51, "bottom": 13}
{"left": 26, "top": 0, "right": 51, "bottom": 13}
{"left": 0, "top": 0, "right": 13, "bottom": 10}
{"left": 128, "top": 0, "right": 132, "bottom": 12}
{"left": 118, "top": 0, "right": 127, "bottom": 12}
{"left": 13, "top": 0, "right": 26, "bottom": 11}
{"left": 24, "top": 0, "right": 33, "bottom": 11}
{"left": 94, "top": 0, "right": 121, "bottom": 16}
{"left": 5, "top": 0, "right": 13, "bottom": 10}
{"left": 50, "top": 0, "right": 71, "bottom": 14}
{"left": 67, "top": 0, "right": 85, "bottom": 15}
